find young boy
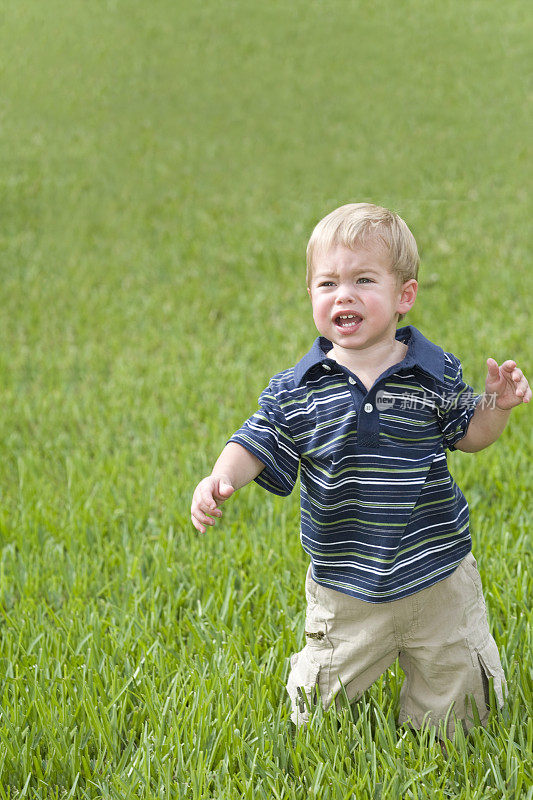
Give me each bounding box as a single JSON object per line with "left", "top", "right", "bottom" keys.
{"left": 190, "top": 203, "right": 530, "bottom": 737}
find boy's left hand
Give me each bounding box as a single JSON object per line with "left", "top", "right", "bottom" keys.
{"left": 485, "top": 359, "right": 531, "bottom": 410}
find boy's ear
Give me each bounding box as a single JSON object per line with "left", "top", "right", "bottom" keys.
{"left": 307, "top": 287, "right": 312, "bottom": 300}
{"left": 398, "top": 279, "right": 418, "bottom": 315}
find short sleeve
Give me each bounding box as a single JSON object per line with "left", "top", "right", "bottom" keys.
{"left": 437, "top": 355, "right": 481, "bottom": 451}
{"left": 228, "top": 384, "right": 300, "bottom": 496}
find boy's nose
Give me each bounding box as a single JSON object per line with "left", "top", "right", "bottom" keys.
{"left": 335, "top": 287, "right": 357, "bottom": 303}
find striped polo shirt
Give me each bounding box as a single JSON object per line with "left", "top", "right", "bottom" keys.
{"left": 229, "top": 325, "right": 480, "bottom": 602}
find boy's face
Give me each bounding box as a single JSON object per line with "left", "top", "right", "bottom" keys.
{"left": 307, "top": 244, "right": 417, "bottom": 353}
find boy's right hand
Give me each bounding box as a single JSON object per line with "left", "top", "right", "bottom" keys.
{"left": 190, "top": 475, "right": 235, "bottom": 534}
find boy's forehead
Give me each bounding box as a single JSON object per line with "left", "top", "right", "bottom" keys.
{"left": 312, "top": 241, "right": 393, "bottom": 273}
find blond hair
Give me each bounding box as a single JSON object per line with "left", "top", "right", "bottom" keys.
{"left": 306, "top": 203, "right": 420, "bottom": 289}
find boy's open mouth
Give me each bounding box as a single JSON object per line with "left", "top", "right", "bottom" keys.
{"left": 333, "top": 312, "right": 363, "bottom": 332}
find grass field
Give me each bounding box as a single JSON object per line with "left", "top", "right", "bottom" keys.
{"left": 1, "top": 0, "right": 532, "bottom": 796}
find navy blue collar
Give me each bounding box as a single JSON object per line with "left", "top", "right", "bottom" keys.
{"left": 293, "top": 325, "right": 445, "bottom": 386}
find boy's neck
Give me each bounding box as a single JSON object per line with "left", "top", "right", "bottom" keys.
{"left": 326, "top": 332, "right": 407, "bottom": 383}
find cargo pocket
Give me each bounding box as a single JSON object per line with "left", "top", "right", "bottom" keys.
{"left": 468, "top": 636, "right": 506, "bottom": 726}
{"left": 286, "top": 617, "right": 333, "bottom": 727}
{"left": 286, "top": 650, "right": 321, "bottom": 726}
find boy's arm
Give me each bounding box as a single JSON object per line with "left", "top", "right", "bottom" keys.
{"left": 455, "top": 359, "right": 530, "bottom": 452}
{"left": 190, "top": 443, "right": 265, "bottom": 533}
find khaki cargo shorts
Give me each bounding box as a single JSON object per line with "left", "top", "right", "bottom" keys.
{"left": 287, "top": 553, "right": 506, "bottom": 737}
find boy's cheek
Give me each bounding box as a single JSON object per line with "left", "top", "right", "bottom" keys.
{"left": 310, "top": 303, "right": 324, "bottom": 328}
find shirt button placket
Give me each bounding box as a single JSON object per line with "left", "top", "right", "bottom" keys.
{"left": 359, "top": 398, "right": 378, "bottom": 447}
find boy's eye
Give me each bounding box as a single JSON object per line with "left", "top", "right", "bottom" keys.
{"left": 316, "top": 277, "right": 373, "bottom": 287}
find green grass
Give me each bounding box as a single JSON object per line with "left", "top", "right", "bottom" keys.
{"left": 0, "top": 0, "right": 532, "bottom": 796}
